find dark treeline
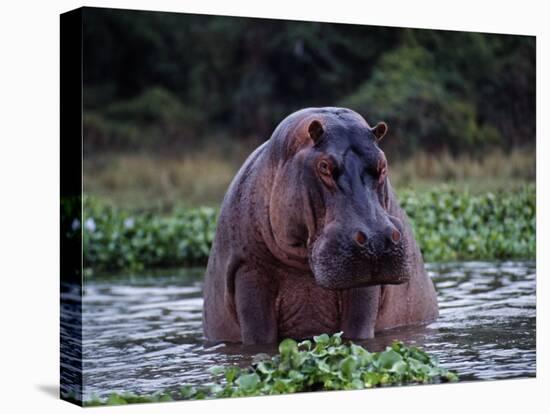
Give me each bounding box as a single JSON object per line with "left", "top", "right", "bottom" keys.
{"left": 82, "top": 7, "right": 535, "bottom": 159}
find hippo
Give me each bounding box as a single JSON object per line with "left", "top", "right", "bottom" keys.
{"left": 202, "top": 107, "right": 438, "bottom": 344}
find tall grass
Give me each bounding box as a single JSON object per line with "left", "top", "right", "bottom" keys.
{"left": 390, "top": 148, "right": 535, "bottom": 191}
{"left": 84, "top": 143, "right": 251, "bottom": 210}
{"left": 84, "top": 146, "right": 535, "bottom": 210}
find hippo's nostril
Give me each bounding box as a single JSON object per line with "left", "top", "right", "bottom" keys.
{"left": 391, "top": 228, "right": 401, "bottom": 244}
{"left": 354, "top": 231, "right": 367, "bottom": 247}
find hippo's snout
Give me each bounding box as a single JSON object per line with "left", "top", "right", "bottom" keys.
{"left": 310, "top": 218, "right": 409, "bottom": 290}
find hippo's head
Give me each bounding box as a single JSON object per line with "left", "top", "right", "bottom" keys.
{"left": 268, "top": 107, "right": 411, "bottom": 290}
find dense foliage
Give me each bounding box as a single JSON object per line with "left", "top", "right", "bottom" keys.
{"left": 84, "top": 334, "right": 457, "bottom": 405}
{"left": 80, "top": 186, "right": 535, "bottom": 273}
{"left": 82, "top": 8, "right": 535, "bottom": 159}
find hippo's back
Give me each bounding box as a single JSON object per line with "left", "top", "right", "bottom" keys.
{"left": 202, "top": 141, "right": 271, "bottom": 342}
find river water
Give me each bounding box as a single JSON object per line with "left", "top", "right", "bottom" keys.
{"left": 69, "top": 261, "right": 536, "bottom": 400}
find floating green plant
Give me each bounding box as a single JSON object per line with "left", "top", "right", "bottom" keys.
{"left": 84, "top": 334, "right": 458, "bottom": 406}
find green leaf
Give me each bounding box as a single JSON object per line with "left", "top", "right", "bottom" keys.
{"left": 180, "top": 385, "right": 197, "bottom": 399}
{"left": 316, "top": 359, "right": 331, "bottom": 373}
{"left": 291, "top": 351, "right": 308, "bottom": 368}
{"left": 378, "top": 349, "right": 403, "bottom": 370}
{"left": 298, "top": 339, "right": 312, "bottom": 350}
{"left": 362, "top": 372, "right": 381, "bottom": 387}
{"left": 391, "top": 360, "right": 408, "bottom": 375}
{"left": 350, "top": 378, "right": 364, "bottom": 389}
{"left": 279, "top": 338, "right": 298, "bottom": 357}
{"left": 106, "top": 393, "right": 128, "bottom": 405}
{"left": 331, "top": 331, "right": 344, "bottom": 346}
{"left": 157, "top": 394, "right": 173, "bottom": 402}
{"left": 313, "top": 333, "right": 330, "bottom": 345}
{"left": 340, "top": 356, "right": 357, "bottom": 379}
{"left": 256, "top": 361, "right": 275, "bottom": 375}
{"left": 444, "top": 371, "right": 459, "bottom": 382}
{"left": 236, "top": 373, "right": 260, "bottom": 391}
{"left": 351, "top": 343, "right": 373, "bottom": 366}
{"left": 288, "top": 370, "right": 305, "bottom": 382}
{"left": 224, "top": 366, "right": 240, "bottom": 384}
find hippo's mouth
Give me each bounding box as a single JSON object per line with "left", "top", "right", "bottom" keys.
{"left": 308, "top": 233, "right": 411, "bottom": 290}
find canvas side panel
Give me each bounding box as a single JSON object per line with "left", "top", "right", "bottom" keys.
{"left": 60, "top": 7, "right": 83, "bottom": 407}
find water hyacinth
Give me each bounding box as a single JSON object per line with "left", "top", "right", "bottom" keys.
{"left": 82, "top": 196, "right": 217, "bottom": 273}
{"left": 83, "top": 333, "right": 458, "bottom": 406}
{"left": 400, "top": 185, "right": 535, "bottom": 262}
{"left": 202, "top": 334, "right": 458, "bottom": 398}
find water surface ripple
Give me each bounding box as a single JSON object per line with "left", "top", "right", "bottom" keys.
{"left": 76, "top": 261, "right": 535, "bottom": 399}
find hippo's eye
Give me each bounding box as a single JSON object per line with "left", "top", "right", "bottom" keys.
{"left": 317, "top": 158, "right": 337, "bottom": 188}
{"left": 318, "top": 160, "right": 331, "bottom": 176}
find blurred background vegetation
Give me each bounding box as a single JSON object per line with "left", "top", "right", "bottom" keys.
{"left": 82, "top": 7, "right": 535, "bottom": 210}
{"left": 78, "top": 8, "right": 535, "bottom": 272}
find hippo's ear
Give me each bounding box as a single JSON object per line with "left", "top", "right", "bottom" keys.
{"left": 371, "top": 122, "right": 388, "bottom": 141}
{"left": 308, "top": 120, "right": 325, "bottom": 143}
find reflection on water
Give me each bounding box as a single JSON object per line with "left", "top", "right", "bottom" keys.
{"left": 74, "top": 261, "right": 535, "bottom": 400}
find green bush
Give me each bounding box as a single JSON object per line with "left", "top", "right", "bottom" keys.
{"left": 340, "top": 44, "right": 500, "bottom": 157}
{"left": 83, "top": 87, "right": 202, "bottom": 152}
{"left": 81, "top": 185, "right": 535, "bottom": 273}
{"left": 83, "top": 333, "right": 457, "bottom": 405}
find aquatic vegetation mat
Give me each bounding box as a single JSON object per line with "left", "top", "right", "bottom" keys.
{"left": 83, "top": 334, "right": 458, "bottom": 405}
{"left": 399, "top": 185, "right": 535, "bottom": 261}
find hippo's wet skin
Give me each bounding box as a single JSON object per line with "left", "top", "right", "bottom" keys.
{"left": 202, "top": 107, "right": 438, "bottom": 344}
